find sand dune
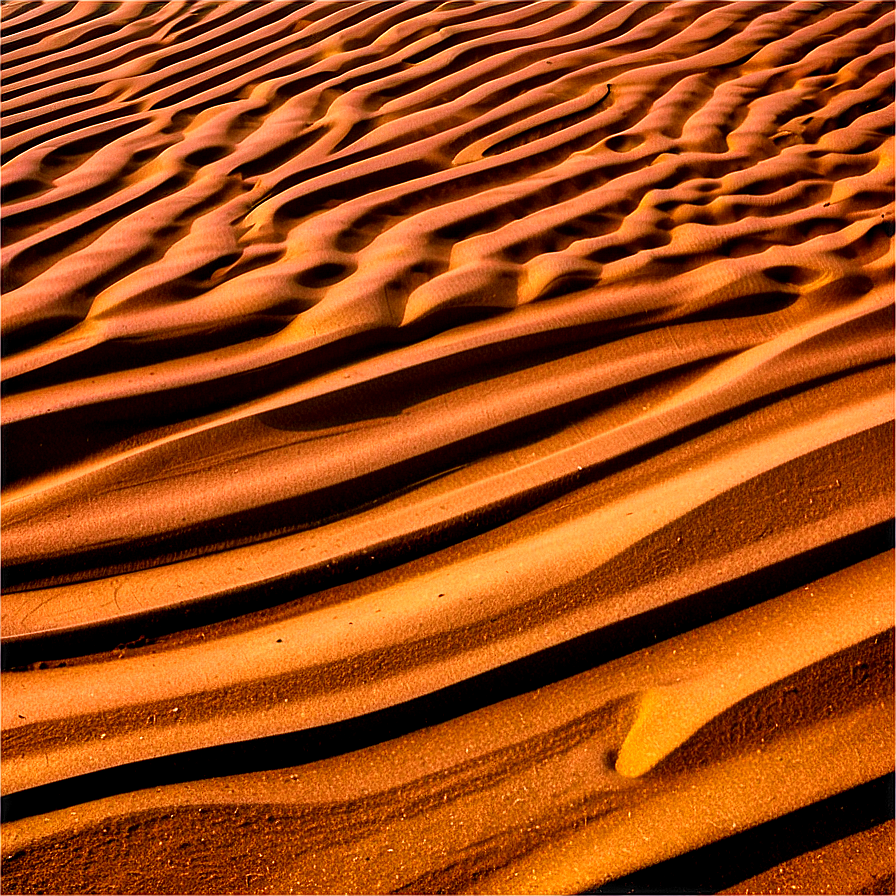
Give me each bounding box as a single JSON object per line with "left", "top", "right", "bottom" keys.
{"left": 1, "top": 1, "right": 893, "bottom": 894}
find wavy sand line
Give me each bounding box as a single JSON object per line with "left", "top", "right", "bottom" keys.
{"left": 3, "top": 555, "right": 892, "bottom": 893}
{"left": 2, "top": 1, "right": 893, "bottom": 893}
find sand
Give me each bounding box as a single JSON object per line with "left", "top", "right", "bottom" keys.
{"left": 1, "top": 1, "right": 894, "bottom": 893}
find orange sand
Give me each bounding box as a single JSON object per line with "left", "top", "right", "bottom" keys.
{"left": 1, "top": 1, "right": 894, "bottom": 894}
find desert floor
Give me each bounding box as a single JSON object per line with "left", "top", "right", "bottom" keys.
{"left": 1, "top": 1, "right": 894, "bottom": 894}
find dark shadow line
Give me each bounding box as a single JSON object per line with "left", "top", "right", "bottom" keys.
{"left": 584, "top": 773, "right": 895, "bottom": 895}
{"left": 1, "top": 527, "right": 892, "bottom": 822}
{"left": 1, "top": 364, "right": 891, "bottom": 663}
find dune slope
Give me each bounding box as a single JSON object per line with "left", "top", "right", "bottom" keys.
{"left": 1, "top": 1, "right": 894, "bottom": 894}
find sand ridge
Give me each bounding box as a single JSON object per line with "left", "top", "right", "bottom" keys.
{"left": 1, "top": 1, "right": 894, "bottom": 894}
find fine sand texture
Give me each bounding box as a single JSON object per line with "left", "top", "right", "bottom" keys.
{"left": 1, "top": 1, "right": 894, "bottom": 893}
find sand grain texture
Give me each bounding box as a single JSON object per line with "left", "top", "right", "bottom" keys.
{"left": 1, "top": 1, "right": 894, "bottom": 894}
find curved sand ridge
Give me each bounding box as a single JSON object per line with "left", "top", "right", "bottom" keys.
{"left": 1, "top": 2, "right": 894, "bottom": 894}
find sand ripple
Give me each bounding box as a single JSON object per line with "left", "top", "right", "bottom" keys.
{"left": 2, "top": 2, "right": 893, "bottom": 893}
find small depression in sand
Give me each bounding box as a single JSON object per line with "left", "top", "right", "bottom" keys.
{"left": 1, "top": 1, "right": 893, "bottom": 894}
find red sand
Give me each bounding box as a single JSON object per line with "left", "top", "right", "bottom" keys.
{"left": 1, "top": 1, "right": 894, "bottom": 894}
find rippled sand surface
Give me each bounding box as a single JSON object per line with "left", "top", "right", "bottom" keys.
{"left": 2, "top": 1, "right": 894, "bottom": 893}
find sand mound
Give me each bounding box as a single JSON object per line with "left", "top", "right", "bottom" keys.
{"left": 2, "top": 1, "right": 893, "bottom": 893}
